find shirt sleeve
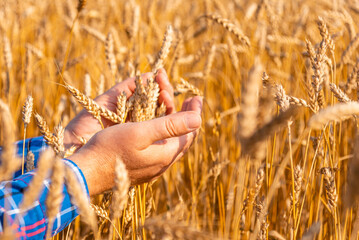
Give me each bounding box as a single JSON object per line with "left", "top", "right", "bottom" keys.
{"left": 0, "top": 158, "right": 90, "bottom": 240}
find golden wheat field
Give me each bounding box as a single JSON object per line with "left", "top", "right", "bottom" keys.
{"left": 3, "top": 0, "right": 359, "bottom": 239}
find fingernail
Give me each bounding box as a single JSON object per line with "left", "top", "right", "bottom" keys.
{"left": 185, "top": 113, "right": 201, "bottom": 130}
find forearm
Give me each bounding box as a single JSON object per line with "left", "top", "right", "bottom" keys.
{"left": 0, "top": 159, "right": 89, "bottom": 239}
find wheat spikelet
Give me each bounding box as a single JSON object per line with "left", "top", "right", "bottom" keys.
{"left": 84, "top": 74, "right": 92, "bottom": 97}
{"left": 308, "top": 102, "right": 359, "bottom": 129}
{"left": 91, "top": 204, "right": 109, "bottom": 220}
{"left": 77, "top": 0, "right": 86, "bottom": 12}
{"left": 238, "top": 59, "right": 263, "bottom": 140}
{"left": 203, "top": 44, "right": 216, "bottom": 78}
{"left": 124, "top": 187, "right": 135, "bottom": 229}
{"left": 243, "top": 106, "right": 299, "bottom": 156}
{"left": 152, "top": 25, "right": 174, "bottom": 74}
{"left": 346, "top": 132, "right": 359, "bottom": 207}
{"left": 177, "top": 40, "right": 213, "bottom": 65}
{"left": 65, "top": 83, "right": 123, "bottom": 123}
{"left": 304, "top": 78, "right": 319, "bottom": 112}
{"left": 341, "top": 33, "right": 359, "bottom": 65}
{"left": 204, "top": 14, "right": 250, "bottom": 47}
{"left": 329, "top": 83, "right": 352, "bottom": 103}
{"left": 317, "top": 16, "right": 335, "bottom": 55}
{"left": 97, "top": 74, "right": 105, "bottom": 96}
{"left": 306, "top": 39, "right": 327, "bottom": 109}
{"left": 288, "top": 96, "right": 309, "bottom": 107}
{"left": 54, "top": 124, "right": 65, "bottom": 157}
{"left": 130, "top": 73, "right": 147, "bottom": 122}
{"left": 130, "top": 4, "right": 140, "bottom": 39}
{"left": 344, "top": 61, "right": 359, "bottom": 93}
{"left": 290, "top": 165, "right": 303, "bottom": 210}
{"left": 81, "top": 25, "right": 106, "bottom": 43}
{"left": 3, "top": 35, "right": 12, "bottom": 71}
{"left": 24, "top": 47, "right": 32, "bottom": 84}
{"left": 65, "top": 166, "right": 98, "bottom": 234}
{"left": 320, "top": 167, "right": 338, "bottom": 210}
{"left": 144, "top": 217, "right": 218, "bottom": 240}
{"left": 226, "top": 35, "right": 239, "bottom": 69}
{"left": 273, "top": 83, "right": 290, "bottom": 112}
{"left": 110, "top": 159, "right": 130, "bottom": 228}
{"left": 26, "top": 151, "right": 35, "bottom": 172}
{"left": 22, "top": 95, "right": 33, "bottom": 128}
{"left": 144, "top": 77, "right": 160, "bottom": 120}
{"left": 25, "top": 43, "right": 44, "bottom": 59}
{"left": 34, "top": 113, "right": 56, "bottom": 148}
{"left": 156, "top": 102, "right": 167, "bottom": 117}
{"left": 105, "top": 33, "right": 117, "bottom": 77}
{"left": 175, "top": 78, "right": 203, "bottom": 96}
{"left": 255, "top": 196, "right": 269, "bottom": 240}
{"left": 241, "top": 168, "right": 265, "bottom": 215}
{"left": 0, "top": 100, "right": 20, "bottom": 181}
{"left": 116, "top": 91, "right": 127, "bottom": 123}
{"left": 45, "top": 159, "right": 65, "bottom": 239}
{"left": 267, "top": 34, "right": 304, "bottom": 46}
{"left": 21, "top": 149, "right": 55, "bottom": 210}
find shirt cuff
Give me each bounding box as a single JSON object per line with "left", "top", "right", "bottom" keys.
{"left": 63, "top": 159, "right": 90, "bottom": 198}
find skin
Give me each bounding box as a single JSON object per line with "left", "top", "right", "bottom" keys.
{"left": 65, "top": 69, "right": 203, "bottom": 196}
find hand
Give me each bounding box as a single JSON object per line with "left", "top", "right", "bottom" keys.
{"left": 68, "top": 96, "right": 203, "bottom": 196}
{"left": 64, "top": 69, "right": 175, "bottom": 149}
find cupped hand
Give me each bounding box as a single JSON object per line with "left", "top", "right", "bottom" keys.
{"left": 68, "top": 96, "right": 203, "bottom": 196}
{"left": 64, "top": 69, "right": 175, "bottom": 149}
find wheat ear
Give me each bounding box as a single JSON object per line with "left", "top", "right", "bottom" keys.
{"left": 22, "top": 96, "right": 33, "bottom": 174}
{"left": 0, "top": 100, "right": 20, "bottom": 181}
{"left": 45, "top": 159, "right": 65, "bottom": 239}
{"left": 152, "top": 25, "right": 174, "bottom": 74}
{"left": 65, "top": 166, "right": 98, "bottom": 235}
{"left": 329, "top": 83, "right": 352, "bottom": 103}
{"left": 308, "top": 102, "right": 359, "bottom": 129}
{"left": 21, "top": 149, "right": 55, "bottom": 210}
{"left": 204, "top": 14, "right": 250, "bottom": 47}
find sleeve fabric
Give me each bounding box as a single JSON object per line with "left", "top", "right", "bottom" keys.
{"left": 0, "top": 138, "right": 90, "bottom": 239}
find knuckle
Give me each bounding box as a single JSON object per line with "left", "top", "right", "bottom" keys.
{"left": 164, "top": 118, "right": 177, "bottom": 137}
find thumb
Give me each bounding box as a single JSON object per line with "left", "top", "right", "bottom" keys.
{"left": 141, "top": 111, "right": 201, "bottom": 145}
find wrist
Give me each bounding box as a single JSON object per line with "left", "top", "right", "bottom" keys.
{"left": 67, "top": 146, "right": 115, "bottom": 196}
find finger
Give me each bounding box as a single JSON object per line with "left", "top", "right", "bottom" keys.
{"left": 184, "top": 96, "right": 203, "bottom": 113}
{"left": 181, "top": 98, "right": 192, "bottom": 111}
{"left": 155, "top": 69, "right": 174, "bottom": 98}
{"left": 145, "top": 130, "right": 197, "bottom": 167}
{"left": 158, "top": 90, "right": 176, "bottom": 114}
{"left": 137, "top": 111, "right": 201, "bottom": 147}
